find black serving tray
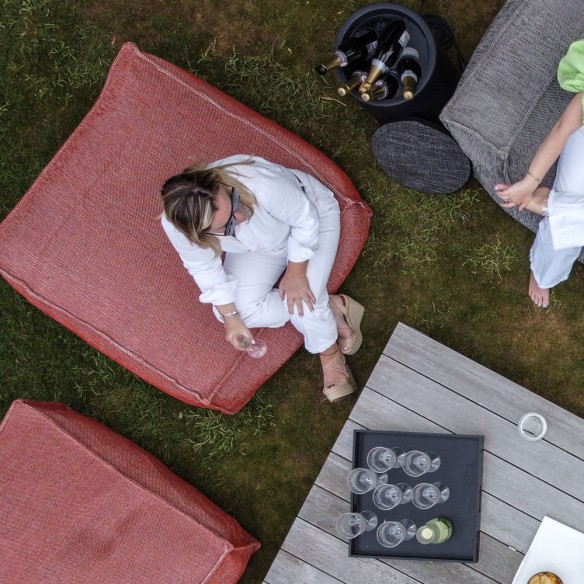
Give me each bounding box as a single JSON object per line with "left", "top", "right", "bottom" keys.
{"left": 350, "top": 430, "right": 484, "bottom": 562}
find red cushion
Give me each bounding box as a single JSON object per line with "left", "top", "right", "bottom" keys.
{"left": 0, "top": 42, "right": 372, "bottom": 413}
{"left": 0, "top": 399, "right": 260, "bottom": 583}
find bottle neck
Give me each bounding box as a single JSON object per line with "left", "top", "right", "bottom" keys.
{"left": 317, "top": 51, "right": 345, "bottom": 75}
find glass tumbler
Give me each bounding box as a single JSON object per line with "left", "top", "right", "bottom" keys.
{"left": 518, "top": 412, "right": 548, "bottom": 441}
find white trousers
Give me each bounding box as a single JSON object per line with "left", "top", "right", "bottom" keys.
{"left": 530, "top": 217, "right": 581, "bottom": 288}
{"left": 220, "top": 172, "right": 341, "bottom": 354}
{"left": 530, "top": 126, "right": 584, "bottom": 289}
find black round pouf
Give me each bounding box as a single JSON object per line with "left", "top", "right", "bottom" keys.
{"left": 371, "top": 118, "right": 471, "bottom": 194}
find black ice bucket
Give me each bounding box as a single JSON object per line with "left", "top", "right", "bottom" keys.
{"left": 334, "top": 3, "right": 461, "bottom": 123}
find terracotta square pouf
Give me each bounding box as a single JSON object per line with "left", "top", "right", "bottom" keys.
{"left": 0, "top": 42, "right": 372, "bottom": 414}
{"left": 0, "top": 399, "right": 260, "bottom": 583}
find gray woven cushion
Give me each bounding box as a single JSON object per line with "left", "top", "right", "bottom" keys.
{"left": 372, "top": 118, "right": 471, "bottom": 194}
{"left": 440, "top": 0, "right": 584, "bottom": 243}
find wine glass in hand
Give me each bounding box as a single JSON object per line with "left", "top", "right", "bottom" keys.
{"left": 232, "top": 333, "right": 267, "bottom": 358}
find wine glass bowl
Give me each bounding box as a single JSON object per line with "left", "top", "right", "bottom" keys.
{"left": 347, "top": 467, "right": 388, "bottom": 494}
{"left": 401, "top": 450, "right": 441, "bottom": 477}
{"left": 232, "top": 333, "right": 267, "bottom": 358}
{"left": 395, "top": 482, "right": 413, "bottom": 504}
{"left": 366, "top": 446, "right": 404, "bottom": 472}
{"left": 376, "top": 519, "right": 417, "bottom": 548}
{"left": 336, "top": 511, "right": 378, "bottom": 539}
{"left": 411, "top": 482, "right": 450, "bottom": 509}
{"left": 372, "top": 483, "right": 403, "bottom": 510}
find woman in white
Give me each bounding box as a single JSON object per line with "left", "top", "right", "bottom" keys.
{"left": 495, "top": 40, "right": 584, "bottom": 308}
{"left": 161, "top": 155, "right": 364, "bottom": 403}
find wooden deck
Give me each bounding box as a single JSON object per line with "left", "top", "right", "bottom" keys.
{"left": 263, "top": 322, "right": 584, "bottom": 584}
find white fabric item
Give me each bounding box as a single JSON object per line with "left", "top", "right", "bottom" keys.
{"left": 547, "top": 126, "right": 584, "bottom": 249}
{"left": 219, "top": 201, "right": 340, "bottom": 354}
{"left": 530, "top": 125, "right": 584, "bottom": 286}
{"left": 548, "top": 190, "right": 584, "bottom": 249}
{"left": 161, "top": 156, "right": 341, "bottom": 354}
{"left": 530, "top": 216, "right": 581, "bottom": 288}
{"left": 161, "top": 155, "right": 323, "bottom": 305}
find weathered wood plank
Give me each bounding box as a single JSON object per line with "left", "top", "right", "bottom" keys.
{"left": 263, "top": 549, "right": 344, "bottom": 584}
{"left": 385, "top": 323, "right": 584, "bottom": 453}
{"left": 265, "top": 323, "right": 584, "bottom": 584}
{"left": 471, "top": 533, "right": 523, "bottom": 583}
{"left": 362, "top": 360, "right": 584, "bottom": 499}
{"left": 312, "top": 451, "right": 541, "bottom": 552}
{"left": 281, "top": 518, "right": 422, "bottom": 584}
{"left": 324, "top": 421, "right": 583, "bottom": 551}
{"left": 299, "top": 484, "right": 486, "bottom": 583}
{"left": 299, "top": 483, "right": 523, "bottom": 584}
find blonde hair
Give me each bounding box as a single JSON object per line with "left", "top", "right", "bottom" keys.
{"left": 161, "top": 159, "right": 257, "bottom": 255}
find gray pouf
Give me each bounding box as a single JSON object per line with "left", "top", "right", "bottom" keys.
{"left": 372, "top": 118, "right": 471, "bottom": 194}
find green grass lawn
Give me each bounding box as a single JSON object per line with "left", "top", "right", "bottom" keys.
{"left": 2, "top": 1, "right": 584, "bottom": 582}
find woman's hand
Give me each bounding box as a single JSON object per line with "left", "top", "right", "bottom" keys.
{"left": 494, "top": 178, "right": 537, "bottom": 211}
{"left": 223, "top": 315, "right": 254, "bottom": 349}
{"left": 278, "top": 271, "right": 316, "bottom": 317}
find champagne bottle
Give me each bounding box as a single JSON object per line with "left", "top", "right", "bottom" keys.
{"left": 398, "top": 47, "right": 422, "bottom": 100}
{"left": 415, "top": 517, "right": 452, "bottom": 544}
{"left": 359, "top": 19, "right": 409, "bottom": 93}
{"left": 337, "top": 70, "right": 367, "bottom": 96}
{"left": 315, "top": 29, "right": 379, "bottom": 75}
{"left": 360, "top": 76, "right": 399, "bottom": 102}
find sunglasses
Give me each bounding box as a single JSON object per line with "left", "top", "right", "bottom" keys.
{"left": 223, "top": 187, "right": 240, "bottom": 236}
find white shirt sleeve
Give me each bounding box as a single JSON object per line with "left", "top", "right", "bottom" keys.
{"left": 254, "top": 165, "right": 320, "bottom": 262}
{"left": 160, "top": 214, "right": 238, "bottom": 305}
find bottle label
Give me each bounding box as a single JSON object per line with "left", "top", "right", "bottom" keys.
{"left": 399, "top": 31, "right": 410, "bottom": 47}
{"left": 365, "top": 41, "right": 379, "bottom": 58}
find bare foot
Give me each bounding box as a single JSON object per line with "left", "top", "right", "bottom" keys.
{"left": 523, "top": 186, "right": 550, "bottom": 216}
{"left": 529, "top": 271, "right": 550, "bottom": 308}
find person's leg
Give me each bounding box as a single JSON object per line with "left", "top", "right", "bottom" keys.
{"left": 287, "top": 179, "right": 340, "bottom": 355}
{"left": 286, "top": 175, "right": 356, "bottom": 401}
{"left": 219, "top": 251, "right": 290, "bottom": 328}
{"left": 523, "top": 186, "right": 550, "bottom": 215}
{"left": 529, "top": 217, "right": 581, "bottom": 307}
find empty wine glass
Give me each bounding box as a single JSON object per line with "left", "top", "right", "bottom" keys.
{"left": 376, "top": 519, "right": 417, "bottom": 548}
{"left": 366, "top": 446, "right": 405, "bottom": 472}
{"left": 395, "top": 482, "right": 413, "bottom": 504}
{"left": 411, "top": 482, "right": 450, "bottom": 509}
{"left": 336, "top": 511, "right": 378, "bottom": 539}
{"left": 401, "top": 450, "right": 441, "bottom": 477}
{"left": 372, "top": 483, "right": 403, "bottom": 510}
{"left": 232, "top": 333, "right": 267, "bottom": 358}
{"left": 347, "top": 468, "right": 388, "bottom": 494}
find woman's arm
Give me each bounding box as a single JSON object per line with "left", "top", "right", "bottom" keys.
{"left": 216, "top": 303, "right": 255, "bottom": 348}
{"left": 496, "top": 92, "right": 584, "bottom": 210}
